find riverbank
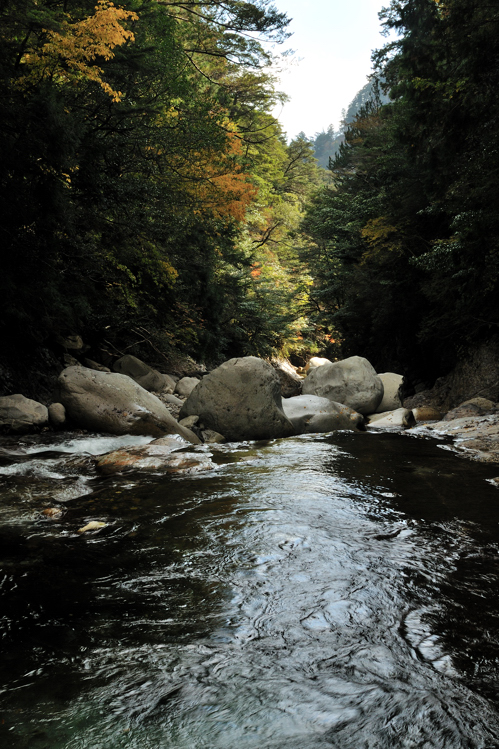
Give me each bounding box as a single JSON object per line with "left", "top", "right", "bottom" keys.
{"left": 411, "top": 412, "right": 499, "bottom": 468}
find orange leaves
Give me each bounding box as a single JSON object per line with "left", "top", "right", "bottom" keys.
{"left": 186, "top": 131, "right": 258, "bottom": 223}
{"left": 21, "top": 2, "right": 138, "bottom": 100}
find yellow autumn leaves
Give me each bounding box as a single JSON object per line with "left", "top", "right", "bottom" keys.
{"left": 20, "top": 1, "right": 138, "bottom": 101}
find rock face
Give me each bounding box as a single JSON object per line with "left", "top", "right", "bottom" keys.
{"left": 179, "top": 356, "right": 294, "bottom": 442}
{"left": 404, "top": 339, "right": 499, "bottom": 412}
{"left": 56, "top": 366, "right": 201, "bottom": 442}
{"left": 375, "top": 373, "right": 403, "bottom": 413}
{"left": 282, "top": 395, "right": 365, "bottom": 434}
{"left": 302, "top": 356, "right": 384, "bottom": 415}
{"left": 368, "top": 408, "right": 415, "bottom": 428}
{"left": 0, "top": 394, "right": 49, "bottom": 433}
{"left": 112, "top": 355, "right": 175, "bottom": 393}
{"left": 443, "top": 398, "right": 496, "bottom": 421}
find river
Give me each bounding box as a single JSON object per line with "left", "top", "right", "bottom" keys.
{"left": 1, "top": 428, "right": 499, "bottom": 748}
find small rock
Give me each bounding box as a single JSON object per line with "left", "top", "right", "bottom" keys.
{"left": 179, "top": 415, "right": 200, "bottom": 429}
{"left": 412, "top": 406, "right": 444, "bottom": 422}
{"left": 48, "top": 402, "right": 66, "bottom": 428}
{"left": 78, "top": 521, "right": 107, "bottom": 533}
{"left": 42, "top": 507, "right": 63, "bottom": 519}
{"left": 201, "top": 429, "right": 226, "bottom": 443}
{"left": 175, "top": 377, "right": 200, "bottom": 398}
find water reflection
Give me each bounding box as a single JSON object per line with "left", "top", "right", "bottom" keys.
{"left": 1, "top": 431, "right": 499, "bottom": 747}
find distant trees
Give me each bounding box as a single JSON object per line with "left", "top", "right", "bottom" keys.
{"left": 301, "top": 0, "right": 499, "bottom": 382}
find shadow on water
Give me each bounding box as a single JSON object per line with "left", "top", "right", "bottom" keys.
{"left": 1, "top": 430, "right": 499, "bottom": 747}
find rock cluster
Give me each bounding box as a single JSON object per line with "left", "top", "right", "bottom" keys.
{"left": 4, "top": 341, "right": 498, "bottom": 467}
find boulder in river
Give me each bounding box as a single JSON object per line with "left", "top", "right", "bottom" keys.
{"left": 96, "top": 441, "right": 215, "bottom": 475}
{"left": 0, "top": 394, "right": 49, "bottom": 433}
{"left": 56, "top": 366, "right": 201, "bottom": 442}
{"left": 179, "top": 356, "right": 294, "bottom": 442}
{"left": 113, "top": 354, "right": 175, "bottom": 393}
{"left": 282, "top": 395, "right": 365, "bottom": 434}
{"left": 302, "top": 356, "right": 384, "bottom": 415}
{"left": 375, "top": 373, "right": 403, "bottom": 413}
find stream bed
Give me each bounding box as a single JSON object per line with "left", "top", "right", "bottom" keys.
{"left": 1, "top": 428, "right": 499, "bottom": 748}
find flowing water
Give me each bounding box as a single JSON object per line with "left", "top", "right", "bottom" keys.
{"left": 1, "top": 428, "right": 499, "bottom": 748}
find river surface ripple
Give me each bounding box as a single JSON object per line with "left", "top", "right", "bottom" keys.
{"left": 1, "top": 430, "right": 499, "bottom": 748}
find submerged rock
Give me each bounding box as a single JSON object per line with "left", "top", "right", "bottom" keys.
{"left": 282, "top": 395, "right": 365, "bottom": 434}
{"left": 96, "top": 441, "right": 215, "bottom": 475}
{"left": 78, "top": 521, "right": 107, "bottom": 533}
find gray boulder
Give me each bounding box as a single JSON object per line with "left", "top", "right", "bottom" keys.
{"left": 175, "top": 376, "right": 200, "bottom": 398}
{"left": 113, "top": 355, "right": 175, "bottom": 393}
{"left": 271, "top": 359, "right": 303, "bottom": 398}
{"left": 179, "top": 356, "right": 294, "bottom": 441}
{"left": 302, "top": 356, "right": 384, "bottom": 415}
{"left": 48, "top": 402, "right": 66, "bottom": 428}
{"left": 56, "top": 366, "right": 200, "bottom": 443}
{"left": 305, "top": 356, "right": 333, "bottom": 372}
{"left": 0, "top": 394, "right": 49, "bottom": 433}
{"left": 375, "top": 373, "right": 403, "bottom": 413}
{"left": 282, "top": 395, "right": 365, "bottom": 434}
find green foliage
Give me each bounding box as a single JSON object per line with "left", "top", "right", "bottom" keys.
{"left": 302, "top": 0, "right": 499, "bottom": 382}
{"left": 1, "top": 0, "right": 314, "bottom": 364}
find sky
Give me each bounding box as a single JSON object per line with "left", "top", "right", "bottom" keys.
{"left": 271, "top": 0, "right": 389, "bottom": 140}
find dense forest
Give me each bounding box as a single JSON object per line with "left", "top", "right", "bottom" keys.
{"left": 302, "top": 0, "right": 499, "bottom": 385}
{"left": 1, "top": 0, "right": 498, "bottom": 389}
{"left": 0, "top": 0, "right": 322, "bottom": 374}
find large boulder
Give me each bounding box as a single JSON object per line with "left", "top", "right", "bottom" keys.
{"left": 112, "top": 355, "right": 175, "bottom": 393}
{"left": 179, "top": 356, "right": 294, "bottom": 441}
{"left": 0, "top": 394, "right": 49, "bottom": 433}
{"left": 302, "top": 356, "right": 384, "bottom": 415}
{"left": 282, "top": 395, "right": 365, "bottom": 434}
{"left": 375, "top": 373, "right": 403, "bottom": 413}
{"left": 56, "top": 366, "right": 201, "bottom": 442}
